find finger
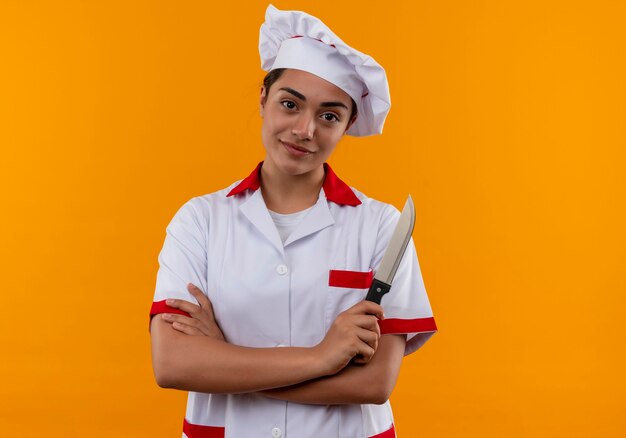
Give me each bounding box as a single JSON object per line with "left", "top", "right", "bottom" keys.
{"left": 351, "top": 315, "right": 382, "bottom": 337}
{"left": 163, "top": 313, "right": 215, "bottom": 337}
{"left": 354, "top": 339, "right": 376, "bottom": 363}
{"left": 363, "top": 301, "right": 385, "bottom": 319}
{"left": 171, "top": 321, "right": 204, "bottom": 336}
{"left": 352, "top": 354, "right": 369, "bottom": 365}
{"left": 187, "top": 284, "right": 214, "bottom": 312}
{"left": 347, "top": 301, "right": 385, "bottom": 319}
{"left": 355, "top": 327, "right": 379, "bottom": 351}
{"left": 166, "top": 298, "right": 203, "bottom": 317}
{"left": 161, "top": 313, "right": 201, "bottom": 328}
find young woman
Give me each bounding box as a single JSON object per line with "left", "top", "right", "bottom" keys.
{"left": 150, "top": 5, "right": 437, "bottom": 437}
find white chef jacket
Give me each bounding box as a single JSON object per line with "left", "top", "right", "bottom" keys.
{"left": 150, "top": 162, "right": 437, "bottom": 438}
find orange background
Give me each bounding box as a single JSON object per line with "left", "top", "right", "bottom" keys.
{"left": 1, "top": 1, "right": 625, "bottom": 436}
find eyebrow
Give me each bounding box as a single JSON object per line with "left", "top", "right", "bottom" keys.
{"left": 279, "top": 87, "right": 349, "bottom": 111}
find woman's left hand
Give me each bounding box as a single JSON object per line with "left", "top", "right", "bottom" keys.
{"left": 160, "top": 283, "right": 225, "bottom": 341}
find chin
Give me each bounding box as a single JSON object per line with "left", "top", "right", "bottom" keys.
{"left": 275, "top": 156, "right": 321, "bottom": 177}
{"left": 279, "top": 161, "right": 313, "bottom": 175}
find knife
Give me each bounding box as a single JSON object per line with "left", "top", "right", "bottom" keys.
{"left": 365, "top": 195, "right": 416, "bottom": 304}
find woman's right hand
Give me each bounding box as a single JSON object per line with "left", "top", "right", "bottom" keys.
{"left": 313, "top": 301, "right": 384, "bottom": 376}
{"left": 160, "top": 283, "right": 226, "bottom": 342}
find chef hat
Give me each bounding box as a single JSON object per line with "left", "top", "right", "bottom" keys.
{"left": 259, "top": 4, "right": 391, "bottom": 137}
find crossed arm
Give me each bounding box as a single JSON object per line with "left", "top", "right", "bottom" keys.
{"left": 259, "top": 333, "right": 405, "bottom": 405}
{"left": 150, "top": 284, "right": 406, "bottom": 405}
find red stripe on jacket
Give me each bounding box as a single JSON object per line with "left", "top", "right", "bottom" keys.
{"left": 329, "top": 269, "right": 374, "bottom": 288}
{"left": 183, "top": 418, "right": 224, "bottom": 438}
{"left": 182, "top": 418, "right": 394, "bottom": 437}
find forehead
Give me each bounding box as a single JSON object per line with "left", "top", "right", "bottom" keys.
{"left": 271, "top": 69, "right": 352, "bottom": 105}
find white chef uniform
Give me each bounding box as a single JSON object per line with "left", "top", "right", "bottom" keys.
{"left": 150, "top": 161, "right": 437, "bottom": 438}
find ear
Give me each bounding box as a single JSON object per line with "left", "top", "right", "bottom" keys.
{"left": 260, "top": 86, "right": 267, "bottom": 117}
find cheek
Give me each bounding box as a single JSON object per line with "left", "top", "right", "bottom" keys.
{"left": 260, "top": 123, "right": 272, "bottom": 153}
{"left": 261, "top": 113, "right": 277, "bottom": 135}
{"left": 321, "top": 129, "right": 344, "bottom": 149}
{"left": 262, "top": 110, "right": 288, "bottom": 135}
{"left": 260, "top": 114, "right": 285, "bottom": 152}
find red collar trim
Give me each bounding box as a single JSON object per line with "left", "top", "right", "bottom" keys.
{"left": 226, "top": 162, "right": 263, "bottom": 197}
{"left": 322, "top": 163, "right": 362, "bottom": 206}
{"left": 226, "top": 162, "right": 361, "bottom": 206}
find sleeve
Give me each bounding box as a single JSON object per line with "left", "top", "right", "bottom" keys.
{"left": 149, "top": 198, "right": 208, "bottom": 322}
{"left": 370, "top": 204, "right": 438, "bottom": 356}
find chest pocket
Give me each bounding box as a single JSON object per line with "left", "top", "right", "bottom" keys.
{"left": 325, "top": 268, "right": 374, "bottom": 330}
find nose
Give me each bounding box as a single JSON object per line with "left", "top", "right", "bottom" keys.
{"left": 291, "top": 112, "right": 315, "bottom": 140}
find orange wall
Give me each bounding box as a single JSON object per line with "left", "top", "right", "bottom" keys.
{"left": 1, "top": 1, "right": 625, "bottom": 436}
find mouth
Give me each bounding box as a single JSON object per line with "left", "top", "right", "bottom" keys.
{"left": 280, "top": 140, "right": 314, "bottom": 156}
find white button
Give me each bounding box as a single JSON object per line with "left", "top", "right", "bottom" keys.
{"left": 271, "top": 427, "right": 282, "bottom": 438}
{"left": 276, "top": 264, "right": 288, "bottom": 275}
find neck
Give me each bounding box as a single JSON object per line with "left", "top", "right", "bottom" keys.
{"left": 260, "top": 160, "right": 325, "bottom": 214}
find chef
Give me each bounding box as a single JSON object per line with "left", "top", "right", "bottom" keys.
{"left": 150, "top": 4, "right": 437, "bottom": 438}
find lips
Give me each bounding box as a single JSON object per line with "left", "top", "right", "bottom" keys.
{"left": 280, "top": 140, "right": 314, "bottom": 155}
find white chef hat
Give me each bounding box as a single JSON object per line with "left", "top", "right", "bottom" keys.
{"left": 259, "top": 4, "right": 391, "bottom": 137}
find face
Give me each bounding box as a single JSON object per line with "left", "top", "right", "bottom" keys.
{"left": 259, "top": 69, "right": 356, "bottom": 177}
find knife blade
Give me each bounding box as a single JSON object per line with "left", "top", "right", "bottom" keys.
{"left": 365, "top": 195, "right": 416, "bottom": 304}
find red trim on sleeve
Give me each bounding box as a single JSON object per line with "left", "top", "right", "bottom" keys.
{"left": 183, "top": 418, "right": 225, "bottom": 438}
{"left": 150, "top": 300, "right": 191, "bottom": 317}
{"left": 378, "top": 317, "right": 437, "bottom": 334}
{"left": 369, "top": 423, "right": 396, "bottom": 438}
{"left": 329, "top": 269, "right": 373, "bottom": 288}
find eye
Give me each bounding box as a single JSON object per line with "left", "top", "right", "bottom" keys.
{"left": 321, "top": 113, "right": 340, "bottom": 123}
{"left": 281, "top": 100, "right": 297, "bottom": 110}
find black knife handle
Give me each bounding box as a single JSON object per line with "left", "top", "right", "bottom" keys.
{"left": 365, "top": 278, "right": 391, "bottom": 304}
